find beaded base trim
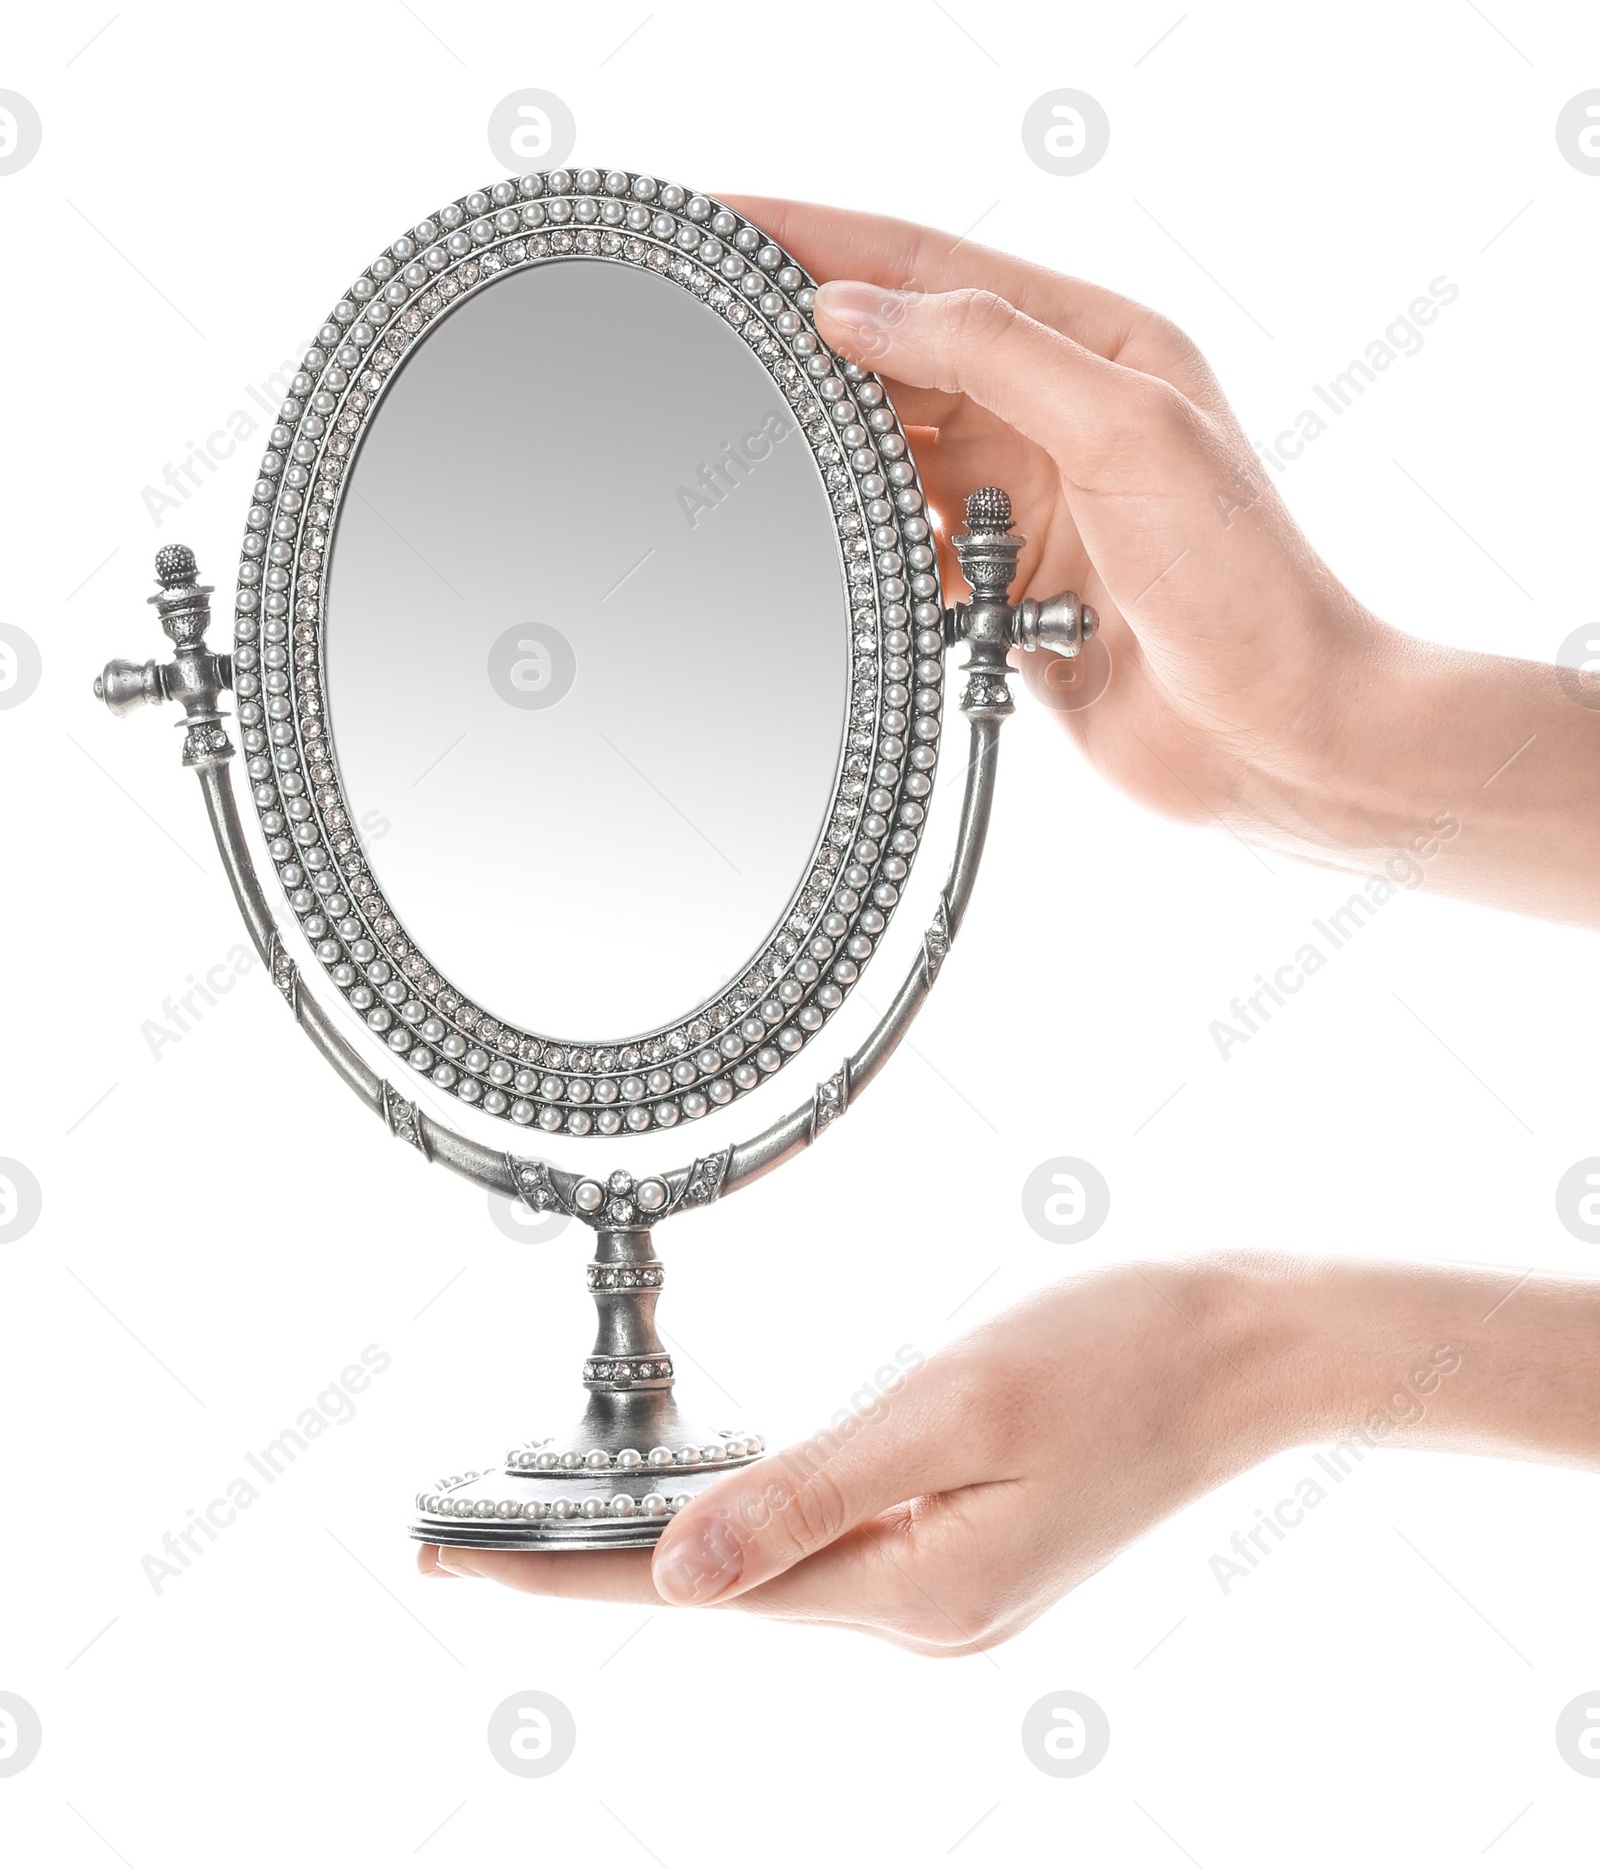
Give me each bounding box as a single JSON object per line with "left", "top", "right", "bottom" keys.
{"left": 413, "top": 1429, "right": 765, "bottom": 1527}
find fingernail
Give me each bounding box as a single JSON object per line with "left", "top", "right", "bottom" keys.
{"left": 434, "top": 1547, "right": 484, "bottom": 1579}
{"left": 653, "top": 1518, "right": 745, "bottom": 1605}
{"left": 815, "top": 279, "right": 913, "bottom": 335}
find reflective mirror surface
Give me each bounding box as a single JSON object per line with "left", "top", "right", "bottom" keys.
{"left": 326, "top": 259, "right": 849, "bottom": 1038}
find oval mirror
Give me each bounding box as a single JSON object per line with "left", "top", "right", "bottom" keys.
{"left": 96, "top": 163, "right": 1097, "bottom": 1547}
{"left": 241, "top": 174, "right": 943, "bottom": 1139}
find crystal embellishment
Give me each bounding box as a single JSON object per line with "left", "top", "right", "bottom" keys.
{"left": 235, "top": 168, "right": 943, "bottom": 1132}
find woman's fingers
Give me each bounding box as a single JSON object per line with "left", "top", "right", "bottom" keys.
{"left": 419, "top": 1493, "right": 1036, "bottom": 1655}
{"left": 719, "top": 194, "right": 1217, "bottom": 400}
{"left": 417, "top": 1538, "right": 918, "bottom": 1648}
{"left": 647, "top": 1362, "right": 1011, "bottom": 1608}
{"left": 814, "top": 281, "right": 1220, "bottom": 507}
{"left": 717, "top": 1485, "right": 1044, "bottom": 1652}
{"left": 418, "top": 1541, "right": 663, "bottom": 1602}
{"left": 414, "top": 1509, "right": 987, "bottom": 1642}
{"left": 423, "top": 1495, "right": 1055, "bottom": 1658}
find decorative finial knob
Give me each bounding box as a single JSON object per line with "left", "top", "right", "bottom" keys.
{"left": 964, "top": 487, "right": 1012, "bottom": 532}
{"left": 154, "top": 543, "right": 198, "bottom": 589}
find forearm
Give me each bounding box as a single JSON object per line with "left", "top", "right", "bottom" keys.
{"left": 1235, "top": 1256, "right": 1600, "bottom": 1472}
{"left": 1285, "top": 624, "right": 1600, "bottom": 926}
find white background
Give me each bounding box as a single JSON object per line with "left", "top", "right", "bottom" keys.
{"left": 4, "top": 1, "right": 1599, "bottom": 1862}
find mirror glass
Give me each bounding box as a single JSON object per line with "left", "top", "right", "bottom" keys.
{"left": 325, "top": 259, "right": 849, "bottom": 1039}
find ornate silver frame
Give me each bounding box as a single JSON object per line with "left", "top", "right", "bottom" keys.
{"left": 95, "top": 168, "right": 1095, "bottom": 1549}
{"left": 251, "top": 172, "right": 944, "bottom": 1133}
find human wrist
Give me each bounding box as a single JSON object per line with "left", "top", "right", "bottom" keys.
{"left": 1258, "top": 608, "right": 1453, "bottom": 865}
{"left": 1177, "top": 1255, "right": 1334, "bottom": 1465}
{"left": 1195, "top": 1253, "right": 1476, "bottom": 1461}
{"left": 1227, "top": 1256, "right": 1600, "bottom": 1472}
{"left": 1275, "top": 616, "right": 1600, "bottom": 922}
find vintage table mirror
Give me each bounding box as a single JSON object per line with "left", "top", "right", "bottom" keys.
{"left": 95, "top": 167, "right": 1094, "bottom": 1549}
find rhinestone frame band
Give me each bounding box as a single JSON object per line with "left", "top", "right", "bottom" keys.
{"left": 232, "top": 166, "right": 944, "bottom": 1138}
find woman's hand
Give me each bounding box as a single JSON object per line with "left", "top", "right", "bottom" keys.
{"left": 418, "top": 1261, "right": 1297, "bottom": 1654}
{"left": 715, "top": 198, "right": 1600, "bottom": 926}
{"left": 417, "top": 1258, "right": 1600, "bottom": 1653}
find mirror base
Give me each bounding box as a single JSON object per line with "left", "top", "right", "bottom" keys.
{"left": 410, "top": 1220, "right": 764, "bottom": 1548}
{"left": 407, "top": 1411, "right": 765, "bottom": 1552}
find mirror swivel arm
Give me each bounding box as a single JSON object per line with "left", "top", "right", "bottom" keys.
{"left": 86, "top": 513, "right": 1033, "bottom": 1225}
{"left": 93, "top": 547, "right": 523, "bottom": 1195}
{"left": 92, "top": 544, "right": 235, "bottom": 769}
{"left": 942, "top": 486, "right": 1098, "bottom": 716}
{"left": 89, "top": 549, "right": 755, "bottom": 1221}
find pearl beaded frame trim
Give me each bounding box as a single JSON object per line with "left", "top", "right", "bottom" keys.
{"left": 232, "top": 166, "right": 944, "bottom": 1138}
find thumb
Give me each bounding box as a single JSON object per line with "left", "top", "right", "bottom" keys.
{"left": 650, "top": 1361, "right": 993, "bottom": 1606}
{"left": 814, "top": 279, "right": 1216, "bottom": 498}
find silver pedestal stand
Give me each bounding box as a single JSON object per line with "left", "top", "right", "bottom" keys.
{"left": 94, "top": 490, "right": 1094, "bottom": 1550}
